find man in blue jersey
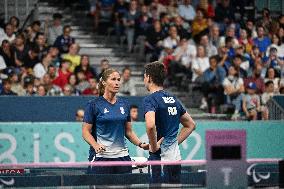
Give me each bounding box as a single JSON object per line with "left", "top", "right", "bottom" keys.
{"left": 143, "top": 61, "right": 196, "bottom": 184}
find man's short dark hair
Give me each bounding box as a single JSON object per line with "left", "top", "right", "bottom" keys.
{"left": 233, "top": 54, "right": 243, "bottom": 60}
{"left": 130, "top": 105, "right": 138, "bottom": 110}
{"left": 53, "top": 13, "right": 63, "bottom": 20}
{"left": 144, "top": 61, "right": 166, "bottom": 86}
{"left": 265, "top": 80, "right": 274, "bottom": 87}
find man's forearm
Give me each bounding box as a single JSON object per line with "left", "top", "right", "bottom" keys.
{"left": 147, "top": 127, "right": 158, "bottom": 150}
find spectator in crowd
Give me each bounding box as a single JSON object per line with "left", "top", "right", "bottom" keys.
{"left": 266, "top": 34, "right": 283, "bottom": 57}
{"left": 9, "top": 71, "right": 25, "bottom": 96}
{"left": 245, "top": 19, "right": 257, "bottom": 39}
{"left": 31, "top": 21, "right": 42, "bottom": 34}
{"left": 13, "top": 33, "right": 29, "bottom": 69}
{"left": 123, "top": 0, "right": 140, "bottom": 53}
{"left": 62, "top": 43, "right": 81, "bottom": 72}
{"left": 263, "top": 47, "right": 283, "bottom": 76}
{"left": 150, "top": 0, "right": 166, "bottom": 20}
{"left": 9, "top": 16, "right": 20, "bottom": 34}
{"left": 45, "top": 13, "right": 63, "bottom": 45}
{"left": 68, "top": 74, "right": 81, "bottom": 96}
{"left": 167, "top": 0, "right": 178, "bottom": 19}
{"left": 145, "top": 20, "right": 165, "bottom": 62}
{"left": 231, "top": 53, "right": 248, "bottom": 79}
{"left": 238, "top": 28, "right": 253, "bottom": 54}
{"left": 264, "top": 67, "right": 280, "bottom": 93}
{"left": 242, "top": 82, "right": 260, "bottom": 120}
{"left": 36, "top": 84, "right": 46, "bottom": 96}
{"left": 0, "top": 23, "right": 15, "bottom": 44}
{"left": 222, "top": 65, "right": 245, "bottom": 119}
{"left": 74, "top": 55, "right": 97, "bottom": 80}
{"left": 118, "top": 67, "right": 136, "bottom": 96}
{"left": 75, "top": 109, "right": 84, "bottom": 122}
{"left": 209, "top": 24, "right": 221, "bottom": 48}
{"left": 0, "top": 40, "right": 15, "bottom": 68}
{"left": 52, "top": 59, "right": 72, "bottom": 89}
{"left": 173, "top": 16, "right": 191, "bottom": 40}
{"left": 200, "top": 55, "right": 226, "bottom": 112}
{"left": 199, "top": 33, "right": 217, "bottom": 57}
{"left": 98, "top": 58, "right": 110, "bottom": 78}
{"left": 22, "top": 44, "right": 40, "bottom": 69}
{"left": 169, "top": 38, "right": 195, "bottom": 83}
{"left": 113, "top": 0, "right": 129, "bottom": 42}
{"left": 261, "top": 80, "right": 275, "bottom": 120}
{"left": 23, "top": 80, "right": 35, "bottom": 96}
{"left": 253, "top": 25, "right": 271, "bottom": 55}
{"left": 82, "top": 78, "right": 99, "bottom": 96}
{"left": 191, "top": 45, "right": 209, "bottom": 82}
{"left": 191, "top": 8, "right": 208, "bottom": 38}
{"left": 92, "top": 0, "right": 115, "bottom": 32}
{"left": 257, "top": 8, "right": 272, "bottom": 35}
{"left": 130, "top": 104, "right": 139, "bottom": 122}
{"left": 62, "top": 84, "right": 74, "bottom": 96}
{"left": 54, "top": 25, "right": 75, "bottom": 54}
{"left": 34, "top": 32, "right": 48, "bottom": 60}
{"left": 0, "top": 79, "right": 17, "bottom": 95}
{"left": 244, "top": 64, "right": 265, "bottom": 94}
{"left": 75, "top": 71, "right": 90, "bottom": 92}
{"left": 42, "top": 73, "right": 62, "bottom": 96}
{"left": 178, "top": 0, "right": 196, "bottom": 23}
{"left": 46, "top": 46, "right": 60, "bottom": 68}
{"left": 33, "top": 54, "right": 53, "bottom": 79}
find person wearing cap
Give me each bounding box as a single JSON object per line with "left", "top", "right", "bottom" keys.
{"left": 242, "top": 82, "right": 260, "bottom": 120}
{"left": 45, "top": 13, "right": 63, "bottom": 45}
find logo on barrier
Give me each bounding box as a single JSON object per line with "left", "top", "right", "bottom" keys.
{"left": 0, "top": 178, "right": 15, "bottom": 187}
{"left": 247, "top": 163, "right": 270, "bottom": 183}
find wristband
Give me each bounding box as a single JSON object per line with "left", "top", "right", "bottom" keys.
{"left": 138, "top": 142, "right": 143, "bottom": 148}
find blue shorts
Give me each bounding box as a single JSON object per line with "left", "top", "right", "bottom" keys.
{"left": 87, "top": 155, "right": 132, "bottom": 174}
{"left": 148, "top": 149, "right": 181, "bottom": 184}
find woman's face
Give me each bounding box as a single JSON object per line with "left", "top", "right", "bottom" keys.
{"left": 69, "top": 75, "right": 77, "bottom": 85}
{"left": 228, "top": 66, "right": 236, "bottom": 76}
{"left": 272, "top": 35, "right": 279, "bottom": 44}
{"left": 268, "top": 68, "right": 275, "bottom": 79}
{"left": 104, "top": 72, "right": 121, "bottom": 94}
{"left": 197, "top": 46, "right": 205, "bottom": 57}
{"left": 81, "top": 56, "right": 89, "bottom": 66}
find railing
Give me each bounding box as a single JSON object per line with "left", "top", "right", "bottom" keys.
{"left": 0, "top": 0, "right": 38, "bottom": 26}
{"left": 267, "top": 97, "right": 284, "bottom": 120}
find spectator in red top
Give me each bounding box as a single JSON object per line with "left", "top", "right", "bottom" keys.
{"left": 52, "top": 59, "right": 72, "bottom": 89}
{"left": 244, "top": 64, "right": 265, "bottom": 94}
{"left": 74, "top": 55, "right": 97, "bottom": 80}
{"left": 82, "top": 78, "right": 99, "bottom": 96}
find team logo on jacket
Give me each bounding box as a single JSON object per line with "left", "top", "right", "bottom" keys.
{"left": 104, "top": 108, "right": 109, "bottom": 113}
{"left": 120, "top": 107, "right": 125, "bottom": 114}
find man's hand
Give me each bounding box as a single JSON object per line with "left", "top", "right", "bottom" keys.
{"left": 149, "top": 137, "right": 164, "bottom": 153}
{"left": 94, "top": 144, "right": 106, "bottom": 153}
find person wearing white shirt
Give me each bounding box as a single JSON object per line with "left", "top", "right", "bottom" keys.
{"left": 0, "top": 23, "right": 15, "bottom": 44}
{"left": 223, "top": 66, "right": 245, "bottom": 118}
{"left": 178, "top": 0, "right": 196, "bottom": 22}
{"left": 191, "top": 45, "right": 209, "bottom": 82}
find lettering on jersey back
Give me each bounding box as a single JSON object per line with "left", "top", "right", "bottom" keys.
{"left": 168, "top": 107, "right": 177, "bottom": 115}
{"left": 162, "top": 97, "right": 175, "bottom": 104}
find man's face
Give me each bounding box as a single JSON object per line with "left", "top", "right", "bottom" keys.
{"left": 130, "top": 108, "right": 138, "bottom": 121}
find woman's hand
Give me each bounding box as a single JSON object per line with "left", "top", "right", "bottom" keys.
{"left": 139, "top": 143, "right": 149, "bottom": 150}
{"left": 94, "top": 144, "right": 106, "bottom": 153}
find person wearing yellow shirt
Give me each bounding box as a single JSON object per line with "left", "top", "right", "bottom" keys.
{"left": 62, "top": 43, "right": 81, "bottom": 72}
{"left": 191, "top": 8, "right": 208, "bottom": 38}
